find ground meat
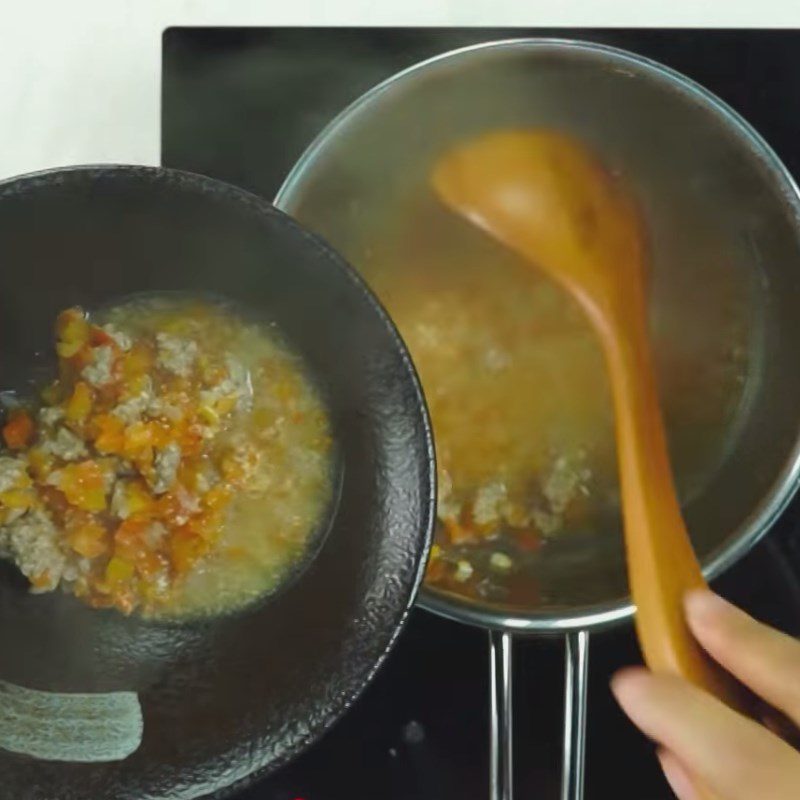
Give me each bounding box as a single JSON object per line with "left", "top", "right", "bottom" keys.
{"left": 112, "top": 376, "right": 154, "bottom": 425}
{"left": 100, "top": 324, "right": 132, "bottom": 351}
{"left": 109, "top": 480, "right": 136, "bottom": 519}
{"left": 147, "top": 397, "right": 183, "bottom": 422}
{"left": 156, "top": 333, "right": 198, "bottom": 378}
{"left": 39, "top": 407, "right": 64, "bottom": 428}
{"left": 542, "top": 452, "right": 591, "bottom": 514}
{"left": 199, "top": 355, "right": 252, "bottom": 416}
{"left": 0, "top": 509, "right": 65, "bottom": 591}
{"left": 149, "top": 443, "right": 181, "bottom": 495}
{"left": 42, "top": 427, "right": 88, "bottom": 461}
{"left": 0, "top": 456, "right": 29, "bottom": 493}
{"left": 472, "top": 481, "right": 508, "bottom": 527}
{"left": 81, "top": 345, "right": 115, "bottom": 387}
{"left": 168, "top": 485, "right": 201, "bottom": 526}
{"left": 532, "top": 509, "right": 562, "bottom": 537}
{"left": 436, "top": 470, "right": 461, "bottom": 521}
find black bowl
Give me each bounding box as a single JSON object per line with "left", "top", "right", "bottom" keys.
{"left": 0, "top": 166, "right": 434, "bottom": 799}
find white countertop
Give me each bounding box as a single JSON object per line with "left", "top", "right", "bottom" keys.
{"left": 2, "top": 0, "right": 799, "bottom": 180}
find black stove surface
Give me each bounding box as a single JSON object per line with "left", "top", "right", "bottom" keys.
{"left": 162, "top": 28, "right": 800, "bottom": 800}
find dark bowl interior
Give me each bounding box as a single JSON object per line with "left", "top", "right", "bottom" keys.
{"left": 0, "top": 166, "right": 434, "bottom": 799}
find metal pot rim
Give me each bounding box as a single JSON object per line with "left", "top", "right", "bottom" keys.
{"left": 276, "top": 36, "right": 800, "bottom": 635}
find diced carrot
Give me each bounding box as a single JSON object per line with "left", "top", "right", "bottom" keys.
{"left": 65, "top": 381, "right": 93, "bottom": 423}
{"left": 2, "top": 409, "right": 34, "bottom": 449}
{"left": 122, "top": 342, "right": 154, "bottom": 378}
{"left": 53, "top": 460, "right": 107, "bottom": 512}
{"left": 122, "top": 479, "right": 156, "bottom": 518}
{"left": 169, "top": 528, "right": 206, "bottom": 575}
{"left": 115, "top": 517, "right": 147, "bottom": 543}
{"left": 92, "top": 414, "right": 126, "bottom": 454}
{"left": 105, "top": 556, "right": 135, "bottom": 585}
{"left": 69, "top": 520, "right": 109, "bottom": 558}
{"left": 27, "top": 447, "right": 53, "bottom": 479}
{"left": 112, "top": 518, "right": 149, "bottom": 563}
{"left": 55, "top": 308, "right": 90, "bottom": 358}
{"left": 120, "top": 343, "right": 153, "bottom": 379}
{"left": 123, "top": 421, "right": 154, "bottom": 454}
{"left": 0, "top": 488, "right": 36, "bottom": 510}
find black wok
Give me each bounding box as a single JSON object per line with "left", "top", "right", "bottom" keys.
{"left": 0, "top": 165, "right": 434, "bottom": 799}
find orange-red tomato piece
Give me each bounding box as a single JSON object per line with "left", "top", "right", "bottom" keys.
{"left": 3, "top": 409, "right": 35, "bottom": 450}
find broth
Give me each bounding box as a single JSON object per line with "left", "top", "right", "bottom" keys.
{"left": 0, "top": 298, "right": 334, "bottom": 619}
{"left": 315, "top": 188, "right": 753, "bottom": 607}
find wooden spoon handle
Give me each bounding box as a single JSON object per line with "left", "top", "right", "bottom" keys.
{"left": 600, "top": 302, "right": 741, "bottom": 706}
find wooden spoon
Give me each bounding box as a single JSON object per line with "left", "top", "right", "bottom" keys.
{"left": 431, "top": 129, "right": 740, "bottom": 705}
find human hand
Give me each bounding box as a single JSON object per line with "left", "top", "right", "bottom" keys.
{"left": 611, "top": 590, "right": 800, "bottom": 800}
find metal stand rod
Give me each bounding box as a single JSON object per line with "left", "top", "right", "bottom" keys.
{"left": 561, "top": 630, "right": 590, "bottom": 800}
{"left": 489, "top": 629, "right": 514, "bottom": 800}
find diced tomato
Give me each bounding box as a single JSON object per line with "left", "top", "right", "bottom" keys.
{"left": 119, "top": 479, "right": 156, "bottom": 519}
{"left": 2, "top": 409, "right": 34, "bottom": 449}
{"left": 113, "top": 518, "right": 148, "bottom": 561}
{"left": 169, "top": 527, "right": 206, "bottom": 575}
{"left": 425, "top": 557, "right": 449, "bottom": 583}
{"left": 442, "top": 516, "right": 476, "bottom": 545}
{"left": 89, "top": 326, "right": 115, "bottom": 347}
{"left": 37, "top": 485, "right": 71, "bottom": 519}
{"left": 515, "top": 530, "right": 542, "bottom": 553}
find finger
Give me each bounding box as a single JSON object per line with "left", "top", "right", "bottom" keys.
{"left": 612, "top": 667, "right": 800, "bottom": 800}
{"left": 685, "top": 590, "right": 800, "bottom": 727}
{"left": 658, "top": 748, "right": 701, "bottom": 800}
